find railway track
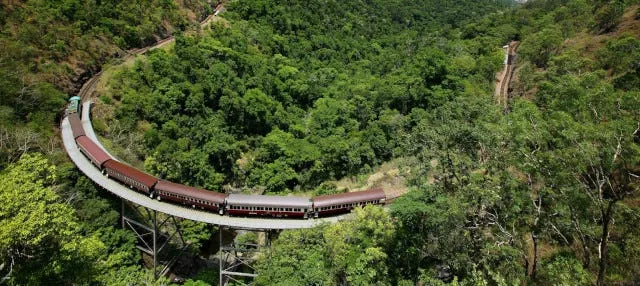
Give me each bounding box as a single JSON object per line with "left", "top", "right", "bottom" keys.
{"left": 496, "top": 41, "right": 519, "bottom": 109}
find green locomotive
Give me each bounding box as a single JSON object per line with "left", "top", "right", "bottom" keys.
{"left": 67, "top": 96, "right": 81, "bottom": 115}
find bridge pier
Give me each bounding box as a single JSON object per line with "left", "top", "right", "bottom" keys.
{"left": 120, "top": 199, "right": 189, "bottom": 279}
{"left": 219, "top": 227, "right": 278, "bottom": 286}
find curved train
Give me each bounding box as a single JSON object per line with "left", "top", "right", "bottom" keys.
{"left": 67, "top": 98, "right": 386, "bottom": 219}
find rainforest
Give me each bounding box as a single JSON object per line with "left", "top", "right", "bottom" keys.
{"left": 0, "top": 0, "right": 639, "bottom": 285}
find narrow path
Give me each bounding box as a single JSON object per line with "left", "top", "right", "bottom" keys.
{"left": 495, "top": 41, "right": 519, "bottom": 109}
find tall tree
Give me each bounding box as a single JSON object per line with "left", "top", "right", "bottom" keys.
{"left": 0, "top": 154, "right": 103, "bottom": 284}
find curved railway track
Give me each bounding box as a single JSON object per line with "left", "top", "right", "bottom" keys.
{"left": 496, "top": 41, "right": 519, "bottom": 109}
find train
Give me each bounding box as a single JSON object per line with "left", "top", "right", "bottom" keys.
{"left": 68, "top": 98, "right": 386, "bottom": 219}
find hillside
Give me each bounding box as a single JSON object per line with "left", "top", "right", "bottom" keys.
{"left": 0, "top": 0, "right": 215, "bottom": 168}
{"left": 0, "top": 0, "right": 639, "bottom": 285}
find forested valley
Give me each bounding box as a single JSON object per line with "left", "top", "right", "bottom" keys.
{"left": 1, "top": 0, "right": 640, "bottom": 285}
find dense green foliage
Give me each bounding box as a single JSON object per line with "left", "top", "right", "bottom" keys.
{"left": 0, "top": 0, "right": 639, "bottom": 285}
{"left": 0, "top": 1, "right": 216, "bottom": 284}
{"left": 248, "top": 0, "right": 638, "bottom": 285}
{"left": 256, "top": 207, "right": 394, "bottom": 285}
{"left": 0, "top": 0, "right": 212, "bottom": 167}
{"left": 105, "top": 0, "right": 512, "bottom": 193}
{"left": 0, "top": 154, "right": 165, "bottom": 284}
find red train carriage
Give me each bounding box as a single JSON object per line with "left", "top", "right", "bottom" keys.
{"left": 225, "top": 194, "right": 312, "bottom": 218}
{"left": 68, "top": 113, "right": 86, "bottom": 139}
{"left": 103, "top": 160, "right": 157, "bottom": 195}
{"left": 155, "top": 180, "right": 226, "bottom": 214}
{"left": 76, "top": 136, "right": 111, "bottom": 168}
{"left": 312, "top": 188, "right": 386, "bottom": 218}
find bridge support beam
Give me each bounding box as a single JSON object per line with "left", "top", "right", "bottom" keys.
{"left": 121, "top": 199, "right": 189, "bottom": 279}
{"left": 218, "top": 227, "right": 277, "bottom": 286}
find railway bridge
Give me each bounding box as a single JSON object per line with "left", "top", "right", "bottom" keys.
{"left": 62, "top": 100, "right": 352, "bottom": 283}
{"left": 63, "top": 102, "right": 351, "bottom": 229}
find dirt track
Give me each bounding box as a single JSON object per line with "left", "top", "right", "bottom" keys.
{"left": 495, "top": 41, "right": 519, "bottom": 109}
